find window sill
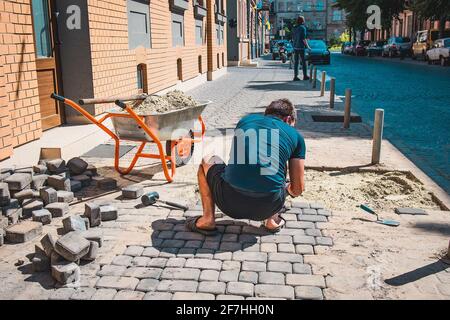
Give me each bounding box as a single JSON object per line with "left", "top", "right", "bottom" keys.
{"left": 194, "top": 4, "right": 207, "bottom": 18}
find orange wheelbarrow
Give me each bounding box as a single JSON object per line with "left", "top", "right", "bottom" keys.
{"left": 51, "top": 93, "right": 210, "bottom": 183}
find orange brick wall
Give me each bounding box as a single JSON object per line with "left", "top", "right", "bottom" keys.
{"left": 207, "top": 0, "right": 227, "bottom": 75}
{"left": 87, "top": 0, "right": 210, "bottom": 115}
{"left": 0, "top": 0, "right": 41, "bottom": 160}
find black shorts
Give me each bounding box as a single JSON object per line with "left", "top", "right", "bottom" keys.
{"left": 206, "top": 164, "right": 286, "bottom": 221}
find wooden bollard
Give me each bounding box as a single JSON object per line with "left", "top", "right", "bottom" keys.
{"left": 371, "top": 108, "right": 385, "bottom": 164}
{"left": 312, "top": 67, "right": 317, "bottom": 88}
{"left": 329, "top": 77, "right": 336, "bottom": 109}
{"left": 320, "top": 71, "right": 326, "bottom": 96}
{"left": 343, "top": 89, "right": 352, "bottom": 129}
{"left": 309, "top": 64, "right": 313, "bottom": 82}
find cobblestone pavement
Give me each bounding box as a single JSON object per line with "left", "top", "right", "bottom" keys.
{"left": 48, "top": 199, "right": 331, "bottom": 300}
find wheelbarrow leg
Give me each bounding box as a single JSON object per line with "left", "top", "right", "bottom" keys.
{"left": 115, "top": 141, "right": 146, "bottom": 175}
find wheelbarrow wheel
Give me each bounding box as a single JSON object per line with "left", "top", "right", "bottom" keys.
{"left": 166, "top": 131, "right": 194, "bottom": 167}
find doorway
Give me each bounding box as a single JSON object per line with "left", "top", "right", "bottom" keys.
{"left": 31, "top": 0, "right": 63, "bottom": 130}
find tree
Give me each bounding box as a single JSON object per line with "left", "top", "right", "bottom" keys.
{"left": 411, "top": 0, "right": 450, "bottom": 38}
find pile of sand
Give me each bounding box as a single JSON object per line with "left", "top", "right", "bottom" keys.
{"left": 302, "top": 170, "right": 440, "bottom": 212}
{"left": 132, "top": 90, "right": 198, "bottom": 114}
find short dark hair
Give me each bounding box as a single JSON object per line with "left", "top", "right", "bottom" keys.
{"left": 265, "top": 99, "right": 297, "bottom": 121}
{"left": 297, "top": 16, "right": 305, "bottom": 24}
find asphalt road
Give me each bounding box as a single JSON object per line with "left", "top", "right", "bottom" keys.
{"left": 319, "top": 53, "right": 450, "bottom": 193}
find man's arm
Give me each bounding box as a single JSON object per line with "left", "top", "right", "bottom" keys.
{"left": 287, "top": 158, "right": 305, "bottom": 197}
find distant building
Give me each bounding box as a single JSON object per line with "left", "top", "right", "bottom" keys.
{"left": 270, "top": 0, "right": 346, "bottom": 41}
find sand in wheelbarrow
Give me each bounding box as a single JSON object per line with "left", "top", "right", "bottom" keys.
{"left": 132, "top": 90, "right": 198, "bottom": 114}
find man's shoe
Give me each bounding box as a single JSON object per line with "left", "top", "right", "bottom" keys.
{"left": 303, "top": 76, "right": 310, "bottom": 81}
{"left": 293, "top": 77, "right": 300, "bottom": 81}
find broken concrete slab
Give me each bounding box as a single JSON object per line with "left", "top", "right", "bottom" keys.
{"left": 63, "top": 215, "right": 87, "bottom": 233}
{"left": 0, "top": 229, "right": 4, "bottom": 246}
{"left": 71, "top": 175, "right": 91, "bottom": 188}
{"left": 31, "top": 174, "right": 48, "bottom": 190}
{"left": 70, "top": 180, "right": 82, "bottom": 192}
{"left": 56, "top": 191, "right": 74, "bottom": 203}
{"left": 122, "top": 184, "right": 144, "bottom": 199}
{"left": 95, "top": 177, "right": 117, "bottom": 190}
{"left": 0, "top": 182, "right": 11, "bottom": 206}
{"left": 0, "top": 216, "right": 8, "bottom": 230}
{"left": 100, "top": 205, "right": 118, "bottom": 221}
{"left": 39, "top": 187, "right": 58, "bottom": 205}
{"left": 5, "top": 173, "right": 32, "bottom": 191}
{"left": 22, "top": 200, "right": 44, "bottom": 218}
{"left": 32, "top": 209, "right": 52, "bottom": 225}
{"left": 54, "top": 232, "right": 91, "bottom": 262}
{"left": 78, "top": 229, "right": 103, "bottom": 247}
{"left": 82, "top": 241, "right": 99, "bottom": 261}
{"left": 46, "top": 159, "right": 67, "bottom": 174}
{"left": 85, "top": 203, "right": 101, "bottom": 227}
{"left": 51, "top": 250, "right": 66, "bottom": 265}
{"left": 13, "top": 189, "right": 34, "bottom": 204}
{"left": 51, "top": 261, "right": 81, "bottom": 285}
{"left": 47, "top": 175, "right": 71, "bottom": 192}
{"left": 2, "top": 197, "right": 19, "bottom": 210}
{"left": 395, "top": 207, "right": 428, "bottom": 215}
{"left": 32, "top": 250, "right": 51, "bottom": 272}
{"left": 45, "top": 202, "right": 69, "bottom": 218}
{"left": 5, "top": 221, "right": 43, "bottom": 243}
{"left": 33, "top": 164, "right": 48, "bottom": 174}
{"left": 67, "top": 157, "right": 88, "bottom": 175}
{"left": 5, "top": 208, "right": 21, "bottom": 225}
{"left": 41, "top": 234, "right": 56, "bottom": 257}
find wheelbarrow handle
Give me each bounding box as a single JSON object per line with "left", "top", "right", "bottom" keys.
{"left": 51, "top": 93, "right": 65, "bottom": 102}
{"left": 115, "top": 100, "right": 128, "bottom": 110}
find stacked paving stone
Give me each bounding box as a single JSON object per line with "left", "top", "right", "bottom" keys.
{"left": 0, "top": 157, "right": 117, "bottom": 247}
{"left": 45, "top": 199, "right": 332, "bottom": 300}
{"left": 33, "top": 201, "right": 117, "bottom": 287}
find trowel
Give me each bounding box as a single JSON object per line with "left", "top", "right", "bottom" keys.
{"left": 359, "top": 204, "right": 400, "bottom": 227}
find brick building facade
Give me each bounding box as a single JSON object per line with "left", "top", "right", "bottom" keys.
{"left": 0, "top": 0, "right": 228, "bottom": 161}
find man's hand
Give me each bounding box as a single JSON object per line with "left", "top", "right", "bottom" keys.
{"left": 287, "top": 158, "right": 305, "bottom": 197}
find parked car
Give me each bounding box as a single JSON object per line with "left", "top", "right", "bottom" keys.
{"left": 341, "top": 41, "right": 351, "bottom": 54}
{"left": 305, "top": 39, "right": 331, "bottom": 64}
{"left": 342, "top": 41, "right": 355, "bottom": 55}
{"left": 367, "top": 40, "right": 386, "bottom": 57}
{"left": 382, "top": 36, "right": 412, "bottom": 58}
{"left": 426, "top": 38, "right": 450, "bottom": 66}
{"left": 353, "top": 40, "right": 371, "bottom": 56}
{"left": 272, "top": 40, "right": 293, "bottom": 60}
{"left": 412, "top": 29, "right": 450, "bottom": 60}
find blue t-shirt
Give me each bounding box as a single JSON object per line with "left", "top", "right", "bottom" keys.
{"left": 292, "top": 24, "right": 307, "bottom": 49}
{"left": 223, "top": 114, "right": 306, "bottom": 194}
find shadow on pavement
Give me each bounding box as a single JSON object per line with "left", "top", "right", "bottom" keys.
{"left": 412, "top": 222, "right": 450, "bottom": 237}
{"left": 150, "top": 218, "right": 262, "bottom": 256}
{"left": 384, "top": 260, "right": 449, "bottom": 286}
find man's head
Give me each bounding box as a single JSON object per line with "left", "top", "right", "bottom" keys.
{"left": 265, "top": 99, "right": 297, "bottom": 126}
{"left": 297, "top": 16, "right": 305, "bottom": 25}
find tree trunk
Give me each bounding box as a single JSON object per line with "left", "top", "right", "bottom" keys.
{"left": 439, "top": 16, "right": 446, "bottom": 39}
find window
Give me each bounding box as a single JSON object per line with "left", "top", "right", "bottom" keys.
{"left": 177, "top": 58, "right": 183, "bottom": 80}
{"left": 332, "top": 10, "right": 342, "bottom": 21}
{"left": 127, "top": 0, "right": 151, "bottom": 50}
{"left": 316, "top": 0, "right": 324, "bottom": 11}
{"left": 195, "top": 20, "right": 203, "bottom": 45}
{"left": 172, "top": 13, "right": 184, "bottom": 47}
{"left": 217, "top": 53, "right": 220, "bottom": 69}
{"left": 32, "top": 0, "right": 52, "bottom": 58}
{"left": 137, "top": 64, "right": 148, "bottom": 93}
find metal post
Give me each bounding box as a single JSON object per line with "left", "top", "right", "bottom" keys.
{"left": 329, "top": 77, "right": 335, "bottom": 109}
{"left": 312, "top": 67, "right": 317, "bottom": 88}
{"left": 343, "top": 89, "right": 352, "bottom": 129}
{"left": 320, "top": 71, "right": 326, "bottom": 96}
{"left": 371, "top": 108, "right": 385, "bottom": 164}
{"left": 309, "top": 64, "right": 313, "bottom": 82}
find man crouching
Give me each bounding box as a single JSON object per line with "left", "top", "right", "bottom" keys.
{"left": 187, "top": 99, "right": 306, "bottom": 234}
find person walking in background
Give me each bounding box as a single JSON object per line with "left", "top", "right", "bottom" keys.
{"left": 292, "top": 16, "right": 311, "bottom": 81}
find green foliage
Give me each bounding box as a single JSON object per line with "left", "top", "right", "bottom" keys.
{"left": 410, "top": 0, "right": 450, "bottom": 21}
